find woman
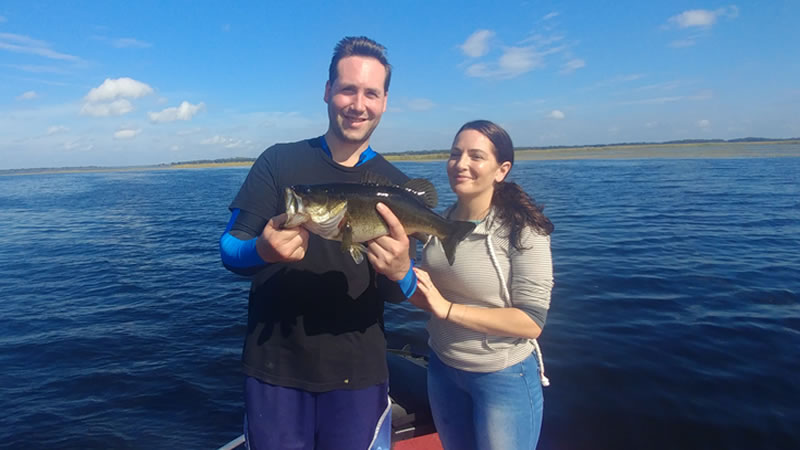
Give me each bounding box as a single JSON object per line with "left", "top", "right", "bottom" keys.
{"left": 409, "top": 120, "right": 554, "bottom": 450}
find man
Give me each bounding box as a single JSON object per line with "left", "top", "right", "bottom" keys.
{"left": 219, "top": 36, "right": 416, "bottom": 450}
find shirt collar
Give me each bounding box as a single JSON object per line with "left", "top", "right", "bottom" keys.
{"left": 319, "top": 135, "right": 376, "bottom": 167}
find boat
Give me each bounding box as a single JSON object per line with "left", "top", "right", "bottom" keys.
{"left": 217, "top": 347, "right": 442, "bottom": 450}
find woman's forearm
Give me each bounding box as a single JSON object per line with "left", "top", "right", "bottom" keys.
{"left": 446, "top": 303, "right": 542, "bottom": 340}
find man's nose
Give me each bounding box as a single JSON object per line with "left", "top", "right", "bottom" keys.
{"left": 351, "top": 92, "right": 366, "bottom": 112}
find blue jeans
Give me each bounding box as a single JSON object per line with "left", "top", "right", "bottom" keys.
{"left": 427, "top": 352, "right": 543, "bottom": 450}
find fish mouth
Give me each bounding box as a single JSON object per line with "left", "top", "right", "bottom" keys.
{"left": 283, "top": 187, "right": 309, "bottom": 228}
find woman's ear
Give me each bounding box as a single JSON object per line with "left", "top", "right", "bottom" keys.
{"left": 495, "top": 161, "right": 512, "bottom": 183}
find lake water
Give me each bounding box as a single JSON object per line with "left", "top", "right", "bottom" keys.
{"left": 1, "top": 149, "right": 799, "bottom": 449}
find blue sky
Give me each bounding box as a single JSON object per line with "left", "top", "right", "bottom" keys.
{"left": 1, "top": 1, "right": 798, "bottom": 170}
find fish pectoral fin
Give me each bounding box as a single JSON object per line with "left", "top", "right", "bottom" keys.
{"left": 411, "top": 232, "right": 431, "bottom": 245}
{"left": 339, "top": 219, "right": 367, "bottom": 264}
{"left": 340, "top": 218, "right": 353, "bottom": 251}
{"left": 348, "top": 243, "right": 368, "bottom": 264}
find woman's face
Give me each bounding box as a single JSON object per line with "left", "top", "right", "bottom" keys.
{"left": 447, "top": 129, "right": 511, "bottom": 200}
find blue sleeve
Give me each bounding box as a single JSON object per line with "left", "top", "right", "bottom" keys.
{"left": 396, "top": 259, "right": 417, "bottom": 298}
{"left": 220, "top": 209, "right": 268, "bottom": 276}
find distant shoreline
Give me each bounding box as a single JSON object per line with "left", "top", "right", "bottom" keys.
{"left": 3, "top": 140, "right": 799, "bottom": 175}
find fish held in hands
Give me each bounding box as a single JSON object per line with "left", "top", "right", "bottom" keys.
{"left": 283, "top": 177, "right": 475, "bottom": 265}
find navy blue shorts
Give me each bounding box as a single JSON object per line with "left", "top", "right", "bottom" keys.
{"left": 243, "top": 376, "right": 392, "bottom": 450}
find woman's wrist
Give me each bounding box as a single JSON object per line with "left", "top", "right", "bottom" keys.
{"left": 436, "top": 301, "right": 454, "bottom": 320}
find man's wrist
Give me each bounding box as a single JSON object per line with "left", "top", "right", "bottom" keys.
{"left": 396, "top": 259, "right": 417, "bottom": 298}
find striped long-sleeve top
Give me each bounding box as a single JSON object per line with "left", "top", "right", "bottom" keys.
{"left": 422, "top": 206, "right": 554, "bottom": 374}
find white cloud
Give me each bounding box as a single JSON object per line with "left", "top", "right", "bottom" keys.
{"left": 460, "top": 30, "right": 494, "bottom": 58}
{"left": 634, "top": 80, "right": 682, "bottom": 91}
{"left": 620, "top": 96, "right": 683, "bottom": 105}
{"left": 148, "top": 101, "right": 206, "bottom": 123}
{"left": 499, "top": 47, "right": 541, "bottom": 75}
{"left": 698, "top": 119, "right": 711, "bottom": 128}
{"left": 200, "top": 135, "right": 251, "bottom": 149}
{"left": 17, "top": 90, "right": 38, "bottom": 100}
{"left": 405, "top": 98, "right": 436, "bottom": 111}
{"left": 670, "top": 10, "right": 718, "bottom": 28}
{"left": 63, "top": 140, "right": 94, "bottom": 152}
{"left": 542, "top": 12, "right": 559, "bottom": 21}
{"left": 114, "top": 128, "right": 142, "bottom": 140}
{"left": 0, "top": 32, "right": 80, "bottom": 61}
{"left": 80, "top": 99, "right": 134, "bottom": 117}
{"left": 465, "top": 62, "right": 489, "bottom": 77}
{"left": 561, "top": 58, "right": 585, "bottom": 74}
{"left": 47, "top": 125, "right": 69, "bottom": 135}
{"left": 85, "top": 77, "right": 154, "bottom": 102}
{"left": 666, "top": 6, "right": 739, "bottom": 29}
{"left": 462, "top": 21, "right": 576, "bottom": 80}
{"left": 467, "top": 46, "right": 545, "bottom": 79}
{"left": 669, "top": 38, "right": 697, "bottom": 48}
{"left": 547, "top": 110, "right": 565, "bottom": 120}
{"left": 618, "top": 74, "right": 645, "bottom": 83}
{"left": 520, "top": 33, "right": 564, "bottom": 47}
{"left": 81, "top": 78, "right": 153, "bottom": 118}
{"left": 112, "top": 38, "right": 152, "bottom": 49}
{"left": 4, "top": 63, "right": 69, "bottom": 74}
{"left": 619, "top": 89, "right": 711, "bottom": 105}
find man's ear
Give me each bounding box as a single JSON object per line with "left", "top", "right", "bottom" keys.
{"left": 324, "top": 81, "right": 331, "bottom": 103}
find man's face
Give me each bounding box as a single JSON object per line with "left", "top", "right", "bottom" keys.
{"left": 324, "top": 55, "right": 388, "bottom": 146}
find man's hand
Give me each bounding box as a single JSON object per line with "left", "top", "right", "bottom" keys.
{"left": 367, "top": 203, "right": 411, "bottom": 281}
{"left": 256, "top": 213, "right": 309, "bottom": 263}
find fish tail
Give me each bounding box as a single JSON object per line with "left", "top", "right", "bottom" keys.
{"left": 441, "top": 221, "right": 477, "bottom": 265}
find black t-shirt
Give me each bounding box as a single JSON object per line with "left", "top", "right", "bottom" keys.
{"left": 229, "top": 137, "right": 409, "bottom": 392}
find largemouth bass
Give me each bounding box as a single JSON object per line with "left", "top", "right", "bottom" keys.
{"left": 283, "top": 177, "right": 475, "bottom": 265}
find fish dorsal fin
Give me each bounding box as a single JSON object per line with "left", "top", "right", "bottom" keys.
{"left": 360, "top": 171, "right": 396, "bottom": 187}
{"left": 403, "top": 178, "right": 438, "bottom": 209}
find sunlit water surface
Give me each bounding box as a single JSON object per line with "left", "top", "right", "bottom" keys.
{"left": 1, "top": 154, "right": 798, "bottom": 449}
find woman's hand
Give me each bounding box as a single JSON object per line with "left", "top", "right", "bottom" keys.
{"left": 410, "top": 267, "right": 452, "bottom": 320}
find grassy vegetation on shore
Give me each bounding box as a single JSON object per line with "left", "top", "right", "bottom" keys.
{"left": 3, "top": 139, "right": 799, "bottom": 175}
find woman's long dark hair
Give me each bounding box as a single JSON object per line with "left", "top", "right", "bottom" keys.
{"left": 457, "top": 120, "right": 554, "bottom": 250}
